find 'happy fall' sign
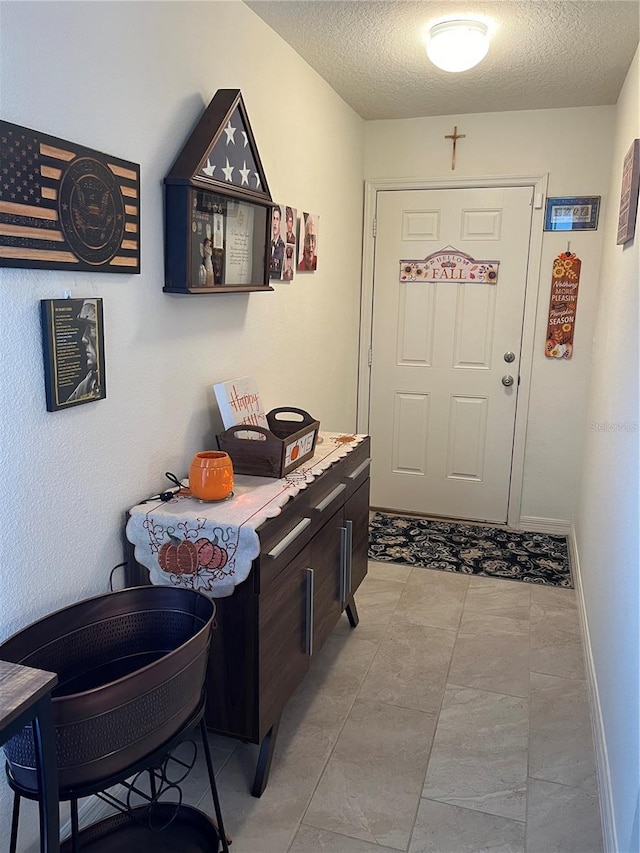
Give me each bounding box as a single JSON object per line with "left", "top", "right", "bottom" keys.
{"left": 399, "top": 246, "right": 499, "bottom": 284}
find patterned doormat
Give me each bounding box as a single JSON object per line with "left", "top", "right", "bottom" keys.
{"left": 368, "top": 513, "right": 572, "bottom": 587}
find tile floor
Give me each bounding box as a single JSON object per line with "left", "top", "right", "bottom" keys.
{"left": 19, "top": 560, "right": 603, "bottom": 852}
{"left": 194, "top": 561, "right": 604, "bottom": 852}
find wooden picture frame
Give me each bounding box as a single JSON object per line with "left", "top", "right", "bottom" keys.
{"left": 544, "top": 196, "right": 600, "bottom": 232}
{"left": 41, "top": 298, "right": 106, "bottom": 411}
{"left": 0, "top": 121, "right": 140, "bottom": 273}
{"left": 617, "top": 139, "right": 640, "bottom": 245}
{"left": 164, "top": 90, "right": 274, "bottom": 294}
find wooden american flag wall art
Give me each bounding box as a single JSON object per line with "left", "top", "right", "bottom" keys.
{"left": 0, "top": 120, "right": 140, "bottom": 273}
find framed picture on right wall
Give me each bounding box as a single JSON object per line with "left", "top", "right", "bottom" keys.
{"left": 617, "top": 138, "right": 640, "bottom": 245}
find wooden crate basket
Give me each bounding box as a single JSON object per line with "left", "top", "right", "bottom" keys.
{"left": 217, "top": 407, "right": 320, "bottom": 478}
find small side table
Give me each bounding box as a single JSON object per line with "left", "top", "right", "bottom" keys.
{"left": 0, "top": 660, "right": 59, "bottom": 853}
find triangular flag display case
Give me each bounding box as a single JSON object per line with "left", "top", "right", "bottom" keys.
{"left": 164, "top": 90, "right": 274, "bottom": 294}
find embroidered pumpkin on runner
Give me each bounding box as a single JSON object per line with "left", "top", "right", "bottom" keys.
{"left": 158, "top": 536, "right": 199, "bottom": 575}
{"left": 195, "top": 537, "right": 228, "bottom": 570}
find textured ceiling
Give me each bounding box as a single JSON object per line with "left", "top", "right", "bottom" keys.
{"left": 244, "top": 0, "right": 640, "bottom": 120}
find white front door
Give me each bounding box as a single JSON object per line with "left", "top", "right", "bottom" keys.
{"left": 369, "top": 186, "right": 534, "bottom": 523}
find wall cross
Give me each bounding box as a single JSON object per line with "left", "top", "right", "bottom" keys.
{"left": 445, "top": 126, "right": 466, "bottom": 170}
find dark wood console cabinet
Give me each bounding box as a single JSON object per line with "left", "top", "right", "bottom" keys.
{"left": 126, "top": 437, "right": 370, "bottom": 797}
{"left": 204, "top": 437, "right": 370, "bottom": 796}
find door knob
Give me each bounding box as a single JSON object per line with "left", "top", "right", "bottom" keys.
{"left": 502, "top": 375, "right": 514, "bottom": 387}
{"left": 504, "top": 351, "right": 515, "bottom": 363}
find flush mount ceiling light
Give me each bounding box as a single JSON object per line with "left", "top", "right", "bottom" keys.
{"left": 426, "top": 19, "right": 491, "bottom": 73}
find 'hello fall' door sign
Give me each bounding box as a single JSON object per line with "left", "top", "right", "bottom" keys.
{"left": 399, "top": 246, "right": 500, "bottom": 284}
{"left": 545, "top": 251, "right": 581, "bottom": 359}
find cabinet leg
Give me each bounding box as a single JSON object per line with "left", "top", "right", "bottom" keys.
{"left": 345, "top": 593, "right": 359, "bottom": 627}
{"left": 251, "top": 718, "right": 280, "bottom": 798}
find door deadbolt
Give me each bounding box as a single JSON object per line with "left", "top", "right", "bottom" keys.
{"left": 504, "top": 351, "right": 516, "bottom": 363}
{"left": 502, "top": 375, "right": 514, "bottom": 387}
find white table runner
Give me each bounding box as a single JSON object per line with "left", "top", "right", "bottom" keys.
{"left": 125, "top": 433, "right": 366, "bottom": 598}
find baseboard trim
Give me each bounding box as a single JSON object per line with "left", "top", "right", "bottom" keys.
{"left": 568, "top": 524, "right": 617, "bottom": 853}
{"left": 518, "top": 515, "right": 572, "bottom": 535}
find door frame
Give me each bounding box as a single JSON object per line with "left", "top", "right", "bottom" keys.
{"left": 357, "top": 174, "right": 549, "bottom": 529}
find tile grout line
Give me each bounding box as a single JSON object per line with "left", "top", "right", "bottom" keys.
{"left": 346, "top": 562, "right": 445, "bottom": 853}
{"left": 445, "top": 679, "right": 530, "bottom": 702}
{"left": 525, "top": 580, "right": 533, "bottom": 849}
{"left": 414, "top": 575, "right": 534, "bottom": 842}
{"left": 419, "top": 796, "right": 527, "bottom": 824}
{"left": 404, "top": 568, "right": 474, "bottom": 852}
{"left": 288, "top": 563, "right": 414, "bottom": 852}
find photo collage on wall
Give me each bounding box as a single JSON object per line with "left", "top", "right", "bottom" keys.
{"left": 269, "top": 206, "right": 320, "bottom": 280}
{"left": 269, "top": 204, "right": 297, "bottom": 281}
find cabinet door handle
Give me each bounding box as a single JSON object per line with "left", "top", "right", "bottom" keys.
{"left": 348, "top": 458, "right": 371, "bottom": 481}
{"left": 305, "top": 567, "right": 314, "bottom": 656}
{"left": 339, "top": 526, "right": 348, "bottom": 605}
{"left": 267, "top": 517, "right": 311, "bottom": 559}
{"left": 345, "top": 519, "right": 353, "bottom": 595}
{"left": 314, "top": 483, "right": 346, "bottom": 513}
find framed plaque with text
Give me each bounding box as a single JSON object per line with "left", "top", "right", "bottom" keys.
{"left": 40, "top": 298, "right": 106, "bottom": 411}
{"left": 544, "top": 196, "right": 600, "bottom": 232}
{"left": 617, "top": 139, "right": 640, "bottom": 245}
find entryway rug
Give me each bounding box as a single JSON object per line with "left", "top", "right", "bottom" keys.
{"left": 368, "top": 513, "right": 572, "bottom": 587}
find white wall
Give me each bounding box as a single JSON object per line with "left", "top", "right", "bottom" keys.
{"left": 574, "top": 48, "right": 639, "bottom": 853}
{"left": 364, "top": 108, "right": 614, "bottom": 525}
{"left": 0, "top": 1, "right": 364, "bottom": 845}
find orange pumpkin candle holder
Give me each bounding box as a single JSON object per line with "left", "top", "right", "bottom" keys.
{"left": 189, "top": 451, "right": 234, "bottom": 502}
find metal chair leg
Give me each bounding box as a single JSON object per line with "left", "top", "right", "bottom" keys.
{"left": 199, "top": 718, "right": 229, "bottom": 853}
{"left": 70, "top": 798, "right": 79, "bottom": 853}
{"left": 9, "top": 790, "right": 21, "bottom": 853}
{"left": 149, "top": 767, "right": 158, "bottom": 799}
